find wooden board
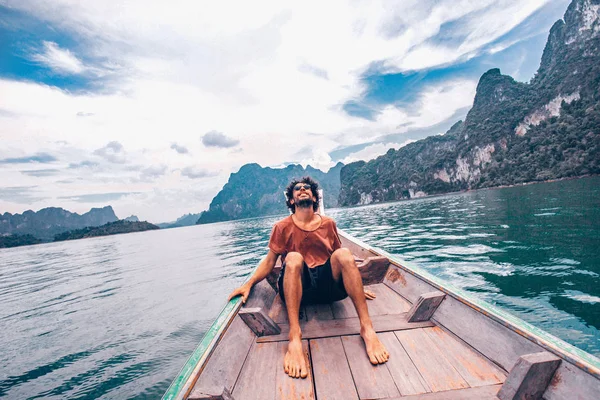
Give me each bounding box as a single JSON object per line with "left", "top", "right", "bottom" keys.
{"left": 357, "top": 256, "right": 390, "bottom": 285}
{"left": 331, "top": 297, "right": 358, "bottom": 319}
{"left": 266, "top": 264, "right": 282, "bottom": 292}
{"left": 305, "top": 303, "right": 334, "bottom": 321}
{"left": 366, "top": 283, "right": 411, "bottom": 315}
{"left": 424, "top": 326, "right": 506, "bottom": 387}
{"left": 257, "top": 313, "right": 434, "bottom": 343}
{"left": 244, "top": 278, "right": 277, "bottom": 310}
{"left": 543, "top": 361, "right": 600, "bottom": 400}
{"left": 239, "top": 307, "right": 281, "bottom": 336}
{"left": 338, "top": 233, "right": 379, "bottom": 262}
{"left": 498, "top": 351, "right": 560, "bottom": 400}
{"left": 387, "top": 384, "right": 502, "bottom": 399}
{"left": 341, "top": 335, "right": 401, "bottom": 399}
{"left": 268, "top": 295, "right": 307, "bottom": 325}
{"left": 275, "top": 341, "right": 315, "bottom": 400}
{"left": 407, "top": 291, "right": 445, "bottom": 322}
{"left": 395, "top": 328, "right": 469, "bottom": 392}
{"left": 384, "top": 264, "right": 436, "bottom": 304}
{"left": 378, "top": 331, "right": 431, "bottom": 396}
{"left": 232, "top": 341, "right": 279, "bottom": 400}
{"left": 432, "top": 294, "right": 543, "bottom": 372}
{"left": 269, "top": 295, "right": 288, "bottom": 324}
{"left": 310, "top": 337, "right": 359, "bottom": 400}
{"left": 189, "top": 316, "right": 255, "bottom": 399}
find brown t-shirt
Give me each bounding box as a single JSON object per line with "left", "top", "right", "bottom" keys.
{"left": 268, "top": 214, "right": 342, "bottom": 268}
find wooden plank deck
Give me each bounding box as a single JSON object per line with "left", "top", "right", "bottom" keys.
{"left": 191, "top": 283, "right": 507, "bottom": 399}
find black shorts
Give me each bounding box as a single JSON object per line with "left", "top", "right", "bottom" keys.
{"left": 278, "top": 258, "right": 348, "bottom": 305}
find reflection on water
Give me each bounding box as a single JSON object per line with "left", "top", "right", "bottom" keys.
{"left": 1, "top": 176, "right": 599, "bottom": 398}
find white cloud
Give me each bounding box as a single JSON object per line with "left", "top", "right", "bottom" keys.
{"left": 299, "top": 149, "right": 336, "bottom": 172}
{"left": 93, "top": 141, "right": 127, "bottom": 164}
{"left": 341, "top": 140, "right": 416, "bottom": 165}
{"left": 180, "top": 166, "right": 218, "bottom": 179}
{"left": 30, "top": 41, "right": 85, "bottom": 75}
{"left": 0, "top": 0, "right": 555, "bottom": 221}
{"left": 170, "top": 143, "right": 189, "bottom": 154}
{"left": 201, "top": 131, "right": 239, "bottom": 148}
{"left": 409, "top": 79, "right": 478, "bottom": 127}
{"left": 140, "top": 164, "right": 168, "bottom": 180}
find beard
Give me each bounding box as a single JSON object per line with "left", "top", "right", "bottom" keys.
{"left": 296, "top": 198, "right": 314, "bottom": 209}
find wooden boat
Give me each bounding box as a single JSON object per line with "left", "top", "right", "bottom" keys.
{"left": 162, "top": 229, "right": 600, "bottom": 400}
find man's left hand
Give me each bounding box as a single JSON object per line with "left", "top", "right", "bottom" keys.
{"left": 364, "top": 289, "right": 376, "bottom": 300}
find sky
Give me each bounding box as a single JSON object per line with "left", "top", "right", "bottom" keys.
{"left": 0, "top": 0, "right": 572, "bottom": 223}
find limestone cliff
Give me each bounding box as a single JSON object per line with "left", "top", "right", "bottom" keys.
{"left": 198, "top": 163, "right": 343, "bottom": 224}
{"left": 339, "top": 0, "right": 600, "bottom": 206}
{"left": 0, "top": 206, "right": 119, "bottom": 241}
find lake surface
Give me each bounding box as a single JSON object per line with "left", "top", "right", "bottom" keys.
{"left": 1, "top": 176, "right": 599, "bottom": 399}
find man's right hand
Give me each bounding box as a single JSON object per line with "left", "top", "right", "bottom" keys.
{"left": 227, "top": 282, "right": 252, "bottom": 304}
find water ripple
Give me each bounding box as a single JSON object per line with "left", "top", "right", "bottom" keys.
{"left": 1, "top": 177, "right": 599, "bottom": 398}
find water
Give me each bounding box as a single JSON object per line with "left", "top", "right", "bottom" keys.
{"left": 1, "top": 176, "right": 599, "bottom": 398}
{"left": 0, "top": 220, "right": 277, "bottom": 399}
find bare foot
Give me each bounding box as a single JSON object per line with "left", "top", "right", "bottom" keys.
{"left": 361, "top": 327, "right": 390, "bottom": 365}
{"left": 284, "top": 338, "right": 308, "bottom": 378}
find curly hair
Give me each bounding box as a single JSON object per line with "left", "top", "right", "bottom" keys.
{"left": 285, "top": 176, "right": 321, "bottom": 213}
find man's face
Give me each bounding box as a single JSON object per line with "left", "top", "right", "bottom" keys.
{"left": 292, "top": 182, "right": 315, "bottom": 209}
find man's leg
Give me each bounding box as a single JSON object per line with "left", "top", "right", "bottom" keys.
{"left": 331, "top": 248, "right": 390, "bottom": 364}
{"left": 282, "top": 252, "right": 309, "bottom": 378}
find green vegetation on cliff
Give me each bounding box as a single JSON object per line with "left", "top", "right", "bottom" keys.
{"left": 0, "top": 234, "right": 42, "bottom": 248}
{"left": 53, "top": 220, "right": 160, "bottom": 242}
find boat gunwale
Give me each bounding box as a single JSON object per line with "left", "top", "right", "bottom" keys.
{"left": 337, "top": 229, "right": 600, "bottom": 379}
{"left": 162, "top": 295, "right": 243, "bottom": 400}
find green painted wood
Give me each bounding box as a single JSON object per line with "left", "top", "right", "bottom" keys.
{"left": 162, "top": 296, "right": 242, "bottom": 400}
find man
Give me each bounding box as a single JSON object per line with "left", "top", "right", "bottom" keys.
{"left": 228, "top": 176, "right": 389, "bottom": 379}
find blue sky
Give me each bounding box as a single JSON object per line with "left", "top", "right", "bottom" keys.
{"left": 0, "top": 0, "right": 574, "bottom": 221}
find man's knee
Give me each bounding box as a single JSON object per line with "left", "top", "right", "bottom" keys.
{"left": 285, "top": 252, "right": 304, "bottom": 273}
{"left": 332, "top": 248, "right": 354, "bottom": 267}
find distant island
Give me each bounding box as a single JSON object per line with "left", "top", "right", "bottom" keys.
{"left": 157, "top": 213, "right": 203, "bottom": 229}
{"left": 0, "top": 205, "right": 120, "bottom": 241}
{"left": 54, "top": 220, "right": 160, "bottom": 242}
{"left": 0, "top": 206, "right": 154, "bottom": 248}
{"left": 0, "top": 234, "right": 42, "bottom": 248}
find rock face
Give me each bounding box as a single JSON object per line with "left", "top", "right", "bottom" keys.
{"left": 198, "top": 163, "right": 344, "bottom": 224}
{"left": 339, "top": 0, "right": 600, "bottom": 206}
{"left": 0, "top": 206, "right": 119, "bottom": 241}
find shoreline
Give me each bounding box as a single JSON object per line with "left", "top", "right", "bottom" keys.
{"left": 335, "top": 173, "right": 600, "bottom": 210}
{"left": 3, "top": 174, "right": 597, "bottom": 245}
